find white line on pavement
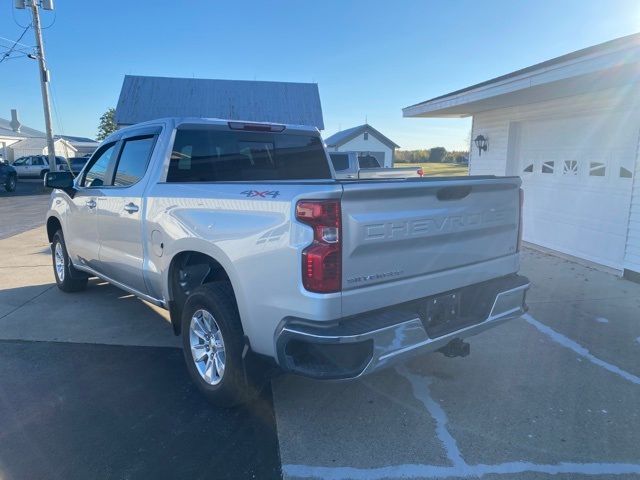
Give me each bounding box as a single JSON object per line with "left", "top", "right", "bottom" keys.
{"left": 522, "top": 313, "right": 640, "bottom": 385}
{"left": 395, "top": 365, "right": 465, "bottom": 467}
{"left": 284, "top": 322, "right": 640, "bottom": 479}
{"left": 286, "top": 365, "right": 640, "bottom": 478}
{"left": 283, "top": 462, "right": 640, "bottom": 479}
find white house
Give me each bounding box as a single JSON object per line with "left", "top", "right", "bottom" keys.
{"left": 55, "top": 135, "right": 99, "bottom": 157}
{"left": 404, "top": 33, "right": 640, "bottom": 280}
{"left": 10, "top": 137, "right": 77, "bottom": 160}
{"left": 323, "top": 124, "right": 399, "bottom": 168}
{"left": 1, "top": 109, "right": 91, "bottom": 161}
{"left": 0, "top": 110, "right": 46, "bottom": 162}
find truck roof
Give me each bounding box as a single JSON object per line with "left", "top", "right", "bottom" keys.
{"left": 108, "top": 117, "right": 320, "bottom": 143}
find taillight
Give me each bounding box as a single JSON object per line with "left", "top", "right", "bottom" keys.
{"left": 417, "top": 168, "right": 424, "bottom": 177}
{"left": 296, "top": 200, "right": 341, "bottom": 293}
{"left": 517, "top": 188, "right": 524, "bottom": 252}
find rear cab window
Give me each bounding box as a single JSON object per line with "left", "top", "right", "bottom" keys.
{"left": 330, "top": 153, "right": 350, "bottom": 171}
{"left": 358, "top": 155, "right": 381, "bottom": 169}
{"left": 166, "top": 125, "right": 331, "bottom": 182}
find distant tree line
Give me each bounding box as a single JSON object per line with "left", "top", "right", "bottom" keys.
{"left": 395, "top": 148, "right": 468, "bottom": 164}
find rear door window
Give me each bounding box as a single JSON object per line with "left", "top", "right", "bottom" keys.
{"left": 167, "top": 127, "right": 331, "bottom": 182}
{"left": 113, "top": 136, "right": 156, "bottom": 187}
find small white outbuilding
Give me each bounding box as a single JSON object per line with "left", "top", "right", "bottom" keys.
{"left": 404, "top": 33, "right": 640, "bottom": 280}
{"left": 323, "top": 124, "right": 399, "bottom": 168}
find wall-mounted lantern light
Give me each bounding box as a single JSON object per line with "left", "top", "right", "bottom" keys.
{"left": 474, "top": 135, "right": 488, "bottom": 156}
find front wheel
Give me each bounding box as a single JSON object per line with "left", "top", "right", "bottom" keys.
{"left": 181, "top": 283, "right": 254, "bottom": 407}
{"left": 4, "top": 174, "right": 16, "bottom": 192}
{"left": 51, "top": 230, "right": 88, "bottom": 292}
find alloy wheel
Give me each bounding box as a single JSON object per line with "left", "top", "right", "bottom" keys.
{"left": 54, "top": 242, "right": 65, "bottom": 282}
{"left": 189, "top": 309, "right": 226, "bottom": 385}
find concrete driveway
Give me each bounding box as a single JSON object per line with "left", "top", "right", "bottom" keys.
{"left": 0, "top": 224, "right": 639, "bottom": 479}
{"left": 0, "top": 228, "right": 280, "bottom": 480}
{"left": 0, "top": 179, "right": 51, "bottom": 240}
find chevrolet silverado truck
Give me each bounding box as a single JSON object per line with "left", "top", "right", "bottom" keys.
{"left": 45, "top": 117, "right": 529, "bottom": 406}
{"left": 328, "top": 151, "right": 424, "bottom": 179}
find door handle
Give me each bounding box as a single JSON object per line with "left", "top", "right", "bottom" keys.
{"left": 86, "top": 199, "right": 96, "bottom": 209}
{"left": 124, "top": 202, "right": 139, "bottom": 213}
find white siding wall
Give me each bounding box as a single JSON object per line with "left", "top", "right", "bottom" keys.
{"left": 469, "top": 88, "right": 640, "bottom": 175}
{"left": 335, "top": 133, "right": 394, "bottom": 167}
{"left": 0, "top": 136, "right": 21, "bottom": 162}
{"left": 10, "top": 141, "right": 76, "bottom": 160}
{"left": 625, "top": 135, "right": 640, "bottom": 272}
{"left": 469, "top": 86, "right": 640, "bottom": 274}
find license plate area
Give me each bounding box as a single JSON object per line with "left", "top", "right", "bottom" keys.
{"left": 420, "top": 292, "right": 462, "bottom": 337}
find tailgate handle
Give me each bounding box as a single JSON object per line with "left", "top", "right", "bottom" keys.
{"left": 437, "top": 185, "right": 472, "bottom": 201}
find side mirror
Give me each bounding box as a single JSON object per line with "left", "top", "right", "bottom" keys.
{"left": 45, "top": 171, "right": 75, "bottom": 191}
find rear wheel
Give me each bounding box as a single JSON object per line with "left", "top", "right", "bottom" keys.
{"left": 51, "top": 230, "right": 88, "bottom": 292}
{"left": 4, "top": 174, "right": 16, "bottom": 192}
{"left": 181, "top": 283, "right": 254, "bottom": 407}
{"left": 40, "top": 169, "right": 49, "bottom": 179}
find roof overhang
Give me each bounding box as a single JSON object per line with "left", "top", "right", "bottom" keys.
{"left": 404, "top": 34, "right": 640, "bottom": 118}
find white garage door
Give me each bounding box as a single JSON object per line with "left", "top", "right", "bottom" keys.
{"left": 514, "top": 113, "right": 638, "bottom": 270}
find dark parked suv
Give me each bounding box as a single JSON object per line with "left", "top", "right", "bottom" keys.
{"left": 0, "top": 159, "right": 17, "bottom": 192}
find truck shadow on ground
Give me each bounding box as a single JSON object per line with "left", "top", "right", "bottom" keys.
{"left": 0, "top": 339, "right": 281, "bottom": 480}
{"left": 0, "top": 278, "right": 179, "bottom": 348}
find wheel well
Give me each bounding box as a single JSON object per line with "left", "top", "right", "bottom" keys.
{"left": 168, "top": 251, "right": 234, "bottom": 334}
{"left": 46, "top": 217, "right": 62, "bottom": 243}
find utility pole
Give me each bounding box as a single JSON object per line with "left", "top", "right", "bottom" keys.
{"left": 15, "top": 0, "right": 57, "bottom": 172}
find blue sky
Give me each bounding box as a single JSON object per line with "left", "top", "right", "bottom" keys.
{"left": 1, "top": 0, "right": 638, "bottom": 150}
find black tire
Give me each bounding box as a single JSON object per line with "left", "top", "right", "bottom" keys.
{"left": 51, "top": 230, "right": 88, "bottom": 292}
{"left": 40, "top": 169, "right": 49, "bottom": 179}
{"left": 181, "top": 282, "right": 254, "bottom": 407}
{"left": 4, "top": 174, "right": 16, "bottom": 192}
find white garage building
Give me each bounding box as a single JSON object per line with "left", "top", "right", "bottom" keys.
{"left": 9, "top": 137, "right": 77, "bottom": 161}
{"left": 323, "top": 124, "right": 399, "bottom": 167}
{"left": 404, "top": 33, "right": 640, "bottom": 280}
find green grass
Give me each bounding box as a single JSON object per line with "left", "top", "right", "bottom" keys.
{"left": 395, "top": 162, "right": 468, "bottom": 176}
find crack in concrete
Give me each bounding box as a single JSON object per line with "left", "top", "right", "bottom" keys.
{"left": 0, "top": 285, "right": 55, "bottom": 321}
{"left": 283, "top": 316, "right": 640, "bottom": 479}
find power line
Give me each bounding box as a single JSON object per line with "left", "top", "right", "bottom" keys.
{"left": 0, "top": 34, "right": 32, "bottom": 48}
{"left": 41, "top": 9, "right": 56, "bottom": 29}
{"left": 0, "top": 24, "right": 32, "bottom": 64}
{"left": 11, "top": 1, "right": 30, "bottom": 28}
{"left": 0, "top": 52, "right": 29, "bottom": 62}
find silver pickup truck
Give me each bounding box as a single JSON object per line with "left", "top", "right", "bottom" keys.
{"left": 329, "top": 151, "right": 424, "bottom": 179}
{"left": 45, "top": 117, "right": 529, "bottom": 406}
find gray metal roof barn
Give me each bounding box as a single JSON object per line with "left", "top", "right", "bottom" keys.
{"left": 115, "top": 75, "right": 324, "bottom": 129}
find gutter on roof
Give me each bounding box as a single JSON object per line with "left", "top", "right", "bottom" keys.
{"left": 403, "top": 31, "right": 640, "bottom": 113}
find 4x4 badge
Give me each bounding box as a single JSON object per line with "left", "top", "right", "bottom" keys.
{"left": 240, "top": 190, "right": 280, "bottom": 198}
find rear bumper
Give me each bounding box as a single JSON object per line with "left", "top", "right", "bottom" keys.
{"left": 275, "top": 274, "right": 529, "bottom": 379}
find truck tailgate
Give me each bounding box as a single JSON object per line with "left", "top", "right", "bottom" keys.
{"left": 340, "top": 177, "right": 521, "bottom": 312}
